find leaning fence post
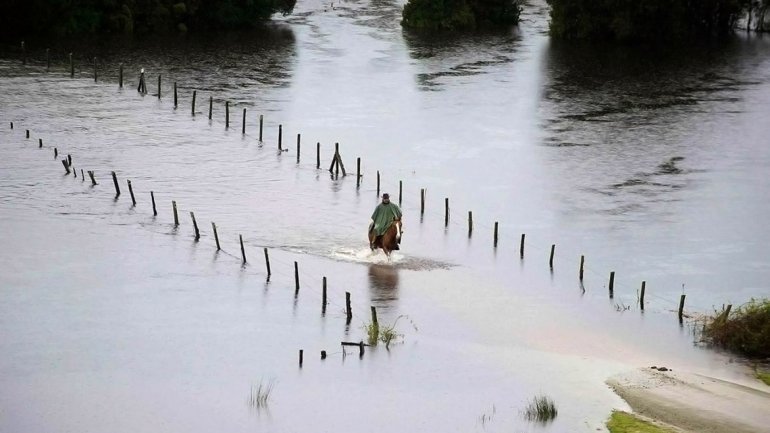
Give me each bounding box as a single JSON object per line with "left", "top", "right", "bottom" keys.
{"left": 80, "top": 169, "right": 84, "bottom": 181}
{"left": 172, "top": 201, "right": 179, "bottom": 226}
{"left": 61, "top": 159, "right": 70, "bottom": 174}
{"left": 212, "top": 222, "right": 220, "bottom": 250}
{"left": 678, "top": 294, "right": 686, "bottom": 322}
{"left": 190, "top": 212, "right": 200, "bottom": 241}
{"left": 88, "top": 171, "right": 97, "bottom": 185}
{"left": 240, "top": 235, "right": 246, "bottom": 263}
{"left": 127, "top": 180, "right": 136, "bottom": 206}
{"left": 151, "top": 191, "right": 157, "bottom": 216}
{"left": 263, "top": 248, "right": 271, "bottom": 279}
{"left": 111, "top": 171, "right": 120, "bottom": 196}
{"left": 640, "top": 281, "right": 646, "bottom": 310}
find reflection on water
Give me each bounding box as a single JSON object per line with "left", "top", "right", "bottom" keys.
{"left": 368, "top": 263, "right": 399, "bottom": 305}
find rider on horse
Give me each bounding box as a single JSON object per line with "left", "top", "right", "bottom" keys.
{"left": 369, "top": 193, "right": 402, "bottom": 250}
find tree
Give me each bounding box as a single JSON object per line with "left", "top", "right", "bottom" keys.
{"left": 401, "top": 0, "right": 521, "bottom": 31}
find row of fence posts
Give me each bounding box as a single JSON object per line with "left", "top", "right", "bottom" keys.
{"left": 11, "top": 50, "right": 695, "bottom": 345}
{"left": 14, "top": 121, "right": 389, "bottom": 366}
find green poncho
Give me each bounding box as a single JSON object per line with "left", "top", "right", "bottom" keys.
{"left": 370, "top": 202, "right": 402, "bottom": 236}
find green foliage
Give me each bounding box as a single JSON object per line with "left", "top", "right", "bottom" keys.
{"left": 0, "top": 0, "right": 296, "bottom": 38}
{"left": 757, "top": 370, "right": 770, "bottom": 386}
{"left": 522, "top": 394, "right": 558, "bottom": 423}
{"left": 546, "top": 0, "right": 753, "bottom": 42}
{"left": 402, "top": 0, "right": 521, "bottom": 31}
{"left": 607, "top": 411, "right": 674, "bottom": 433}
{"left": 702, "top": 299, "right": 770, "bottom": 358}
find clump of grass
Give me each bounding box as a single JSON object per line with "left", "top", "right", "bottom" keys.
{"left": 522, "top": 394, "right": 558, "bottom": 423}
{"left": 247, "top": 380, "right": 275, "bottom": 408}
{"left": 607, "top": 410, "right": 675, "bottom": 433}
{"left": 363, "top": 315, "right": 415, "bottom": 348}
{"left": 701, "top": 298, "right": 770, "bottom": 358}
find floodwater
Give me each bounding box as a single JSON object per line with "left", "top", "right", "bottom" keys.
{"left": 2, "top": 0, "right": 770, "bottom": 431}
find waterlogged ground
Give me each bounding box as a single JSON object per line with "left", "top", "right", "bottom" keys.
{"left": 2, "top": 0, "right": 770, "bottom": 431}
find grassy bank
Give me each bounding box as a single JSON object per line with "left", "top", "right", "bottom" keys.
{"left": 758, "top": 371, "right": 770, "bottom": 386}
{"left": 607, "top": 411, "right": 674, "bottom": 433}
{"left": 701, "top": 298, "right": 770, "bottom": 359}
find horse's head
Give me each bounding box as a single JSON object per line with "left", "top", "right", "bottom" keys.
{"left": 394, "top": 219, "right": 403, "bottom": 243}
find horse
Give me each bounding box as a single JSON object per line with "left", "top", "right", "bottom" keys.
{"left": 369, "top": 219, "right": 402, "bottom": 259}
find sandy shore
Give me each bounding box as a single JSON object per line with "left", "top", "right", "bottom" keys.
{"left": 608, "top": 368, "right": 770, "bottom": 433}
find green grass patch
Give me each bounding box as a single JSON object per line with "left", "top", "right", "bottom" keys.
{"left": 364, "top": 315, "right": 415, "bottom": 348}
{"left": 757, "top": 371, "right": 770, "bottom": 386}
{"left": 607, "top": 411, "right": 673, "bottom": 433}
{"left": 701, "top": 298, "right": 770, "bottom": 358}
{"left": 523, "top": 394, "right": 558, "bottom": 423}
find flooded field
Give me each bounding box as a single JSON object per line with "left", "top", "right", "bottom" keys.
{"left": 2, "top": 0, "right": 770, "bottom": 431}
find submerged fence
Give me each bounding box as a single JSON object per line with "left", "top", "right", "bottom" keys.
{"left": 2, "top": 46, "right": 712, "bottom": 364}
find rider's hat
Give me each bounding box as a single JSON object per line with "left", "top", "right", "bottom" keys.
{"left": 382, "top": 193, "right": 390, "bottom": 199}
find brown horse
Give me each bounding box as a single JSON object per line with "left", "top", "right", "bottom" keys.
{"left": 369, "top": 219, "right": 402, "bottom": 258}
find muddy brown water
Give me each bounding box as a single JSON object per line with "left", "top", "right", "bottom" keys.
{"left": 2, "top": 0, "right": 770, "bottom": 431}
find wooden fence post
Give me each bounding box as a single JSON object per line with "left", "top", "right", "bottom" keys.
{"left": 172, "top": 201, "right": 179, "bottom": 226}
{"left": 242, "top": 108, "right": 246, "bottom": 134}
{"left": 322, "top": 276, "right": 327, "bottom": 314}
{"left": 294, "top": 261, "right": 300, "bottom": 296}
{"left": 678, "top": 294, "right": 686, "bottom": 322}
{"left": 263, "top": 248, "right": 271, "bottom": 278}
{"left": 127, "top": 180, "right": 136, "bottom": 206}
{"left": 278, "top": 124, "right": 282, "bottom": 150}
{"left": 549, "top": 244, "right": 555, "bottom": 269}
{"left": 212, "top": 222, "right": 220, "bottom": 250}
{"left": 640, "top": 281, "right": 646, "bottom": 310}
{"left": 111, "top": 171, "right": 120, "bottom": 196}
{"left": 208, "top": 96, "right": 213, "bottom": 120}
{"left": 240, "top": 234, "right": 246, "bottom": 263}
{"left": 151, "top": 191, "right": 157, "bottom": 216}
{"left": 225, "top": 101, "right": 230, "bottom": 128}
{"left": 190, "top": 212, "right": 200, "bottom": 240}
{"left": 579, "top": 255, "right": 585, "bottom": 281}
{"left": 259, "top": 115, "right": 263, "bottom": 141}
{"left": 345, "top": 292, "right": 352, "bottom": 323}
{"left": 192, "top": 90, "right": 197, "bottom": 116}
{"left": 296, "top": 134, "right": 301, "bottom": 163}
{"left": 494, "top": 222, "right": 499, "bottom": 247}
{"left": 609, "top": 271, "right": 615, "bottom": 298}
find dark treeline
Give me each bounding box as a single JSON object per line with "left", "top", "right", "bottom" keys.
{"left": 0, "top": 0, "right": 296, "bottom": 40}
{"left": 401, "top": 0, "right": 522, "bottom": 31}
{"left": 547, "top": 0, "right": 769, "bottom": 42}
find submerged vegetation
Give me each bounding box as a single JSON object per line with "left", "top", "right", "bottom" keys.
{"left": 606, "top": 411, "right": 674, "bottom": 433}
{"left": 522, "top": 394, "right": 558, "bottom": 423}
{"left": 364, "top": 315, "right": 414, "bottom": 348}
{"left": 247, "top": 380, "right": 275, "bottom": 408}
{"left": 401, "top": 0, "right": 522, "bottom": 31}
{"left": 0, "top": 0, "right": 296, "bottom": 39}
{"left": 546, "top": 0, "right": 769, "bottom": 42}
{"left": 701, "top": 298, "right": 770, "bottom": 358}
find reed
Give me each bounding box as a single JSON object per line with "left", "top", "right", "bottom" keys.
{"left": 523, "top": 394, "right": 558, "bottom": 423}
{"left": 247, "top": 380, "right": 275, "bottom": 408}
